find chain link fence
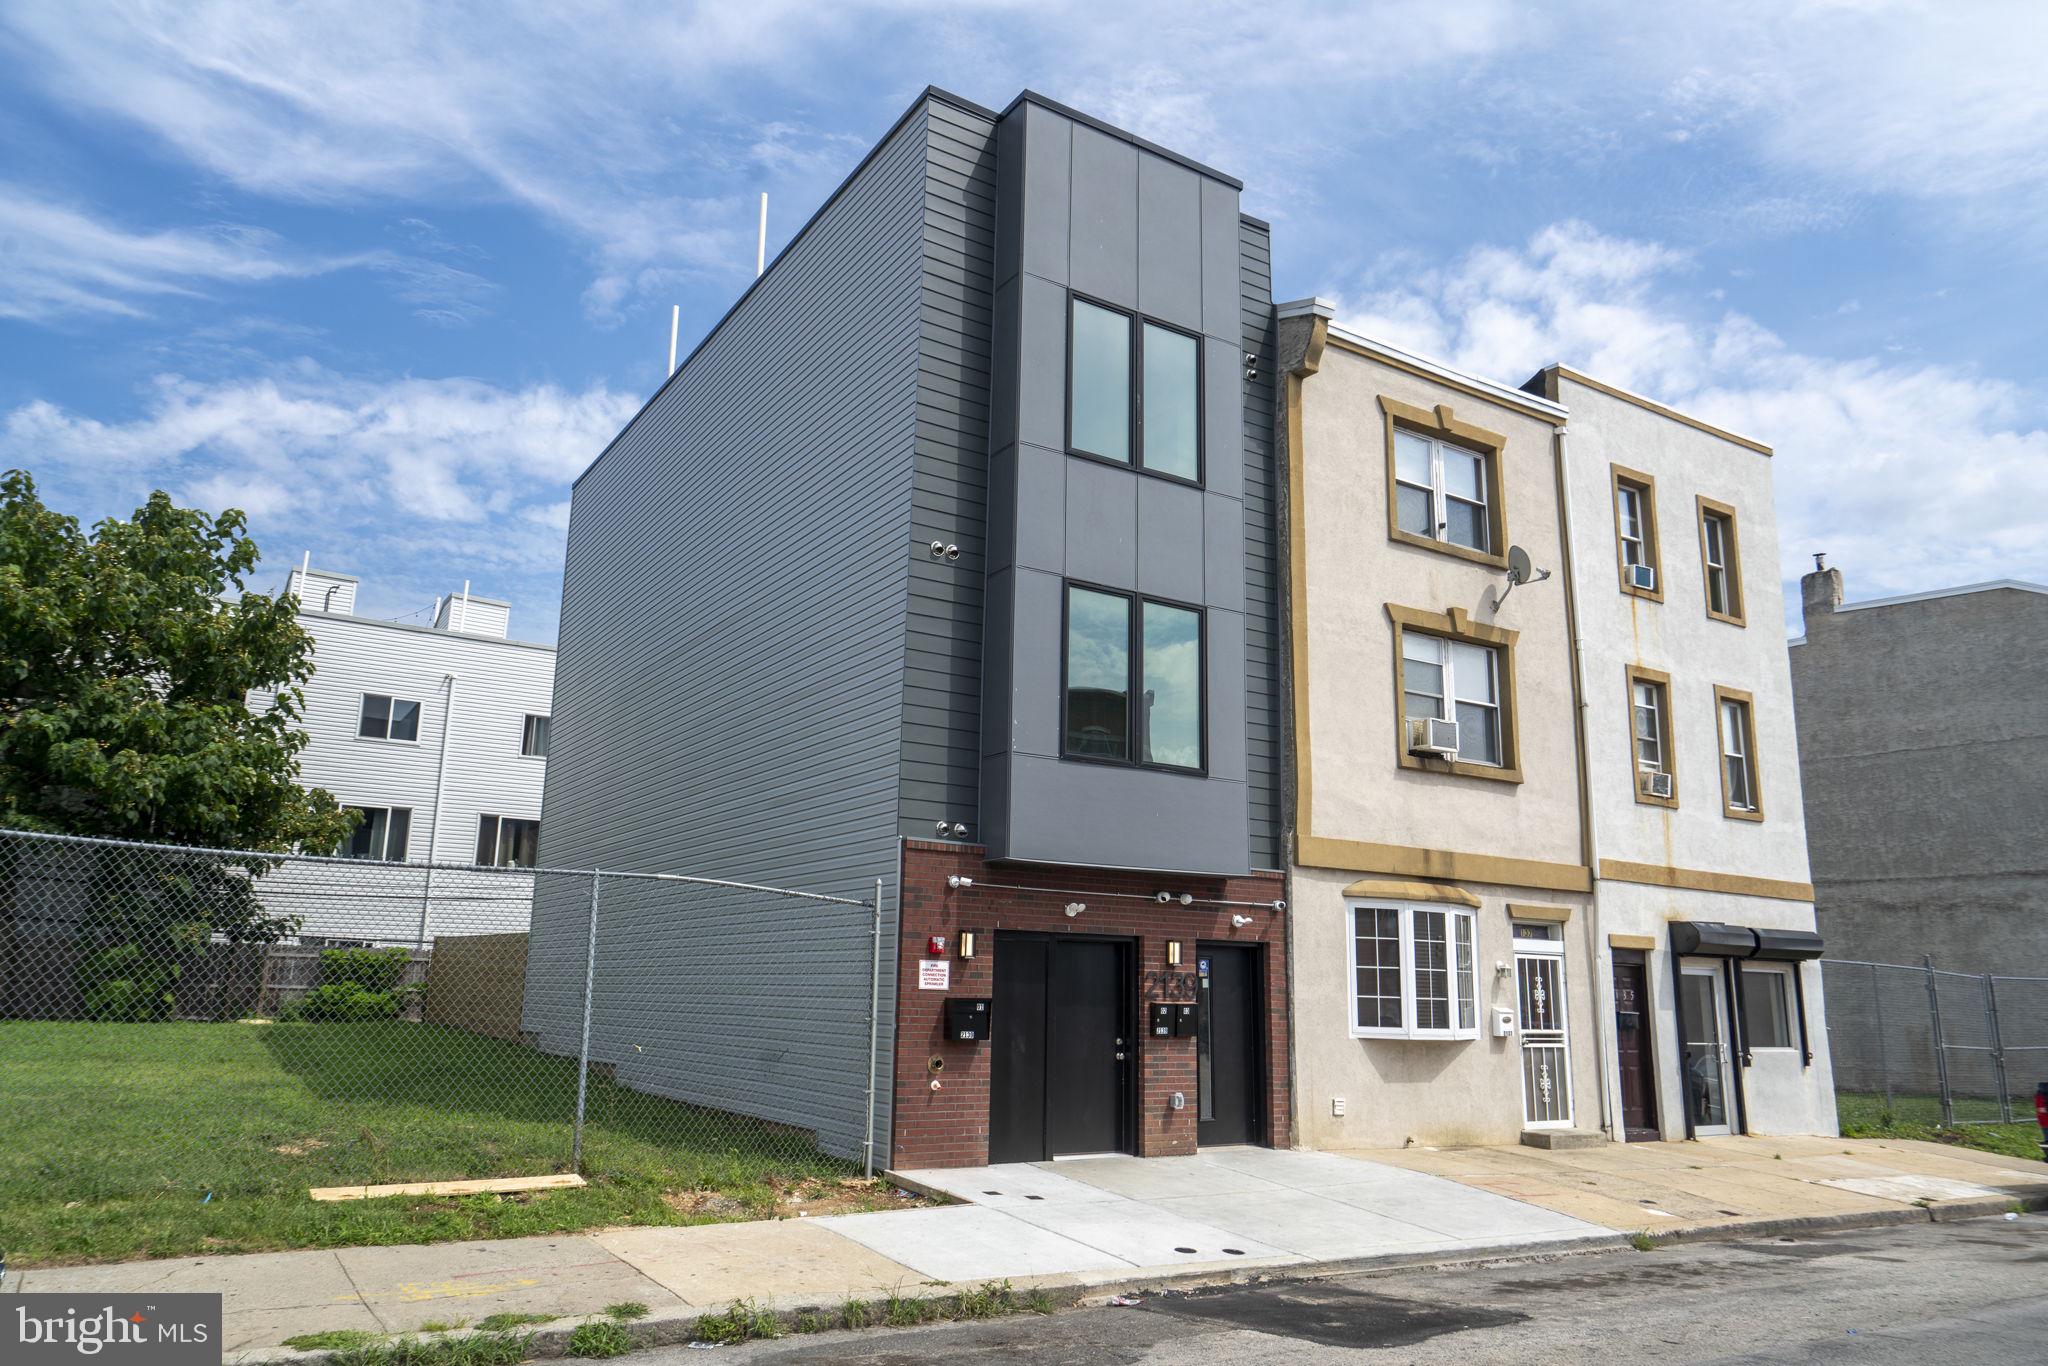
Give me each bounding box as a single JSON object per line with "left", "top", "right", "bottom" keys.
{"left": 0, "top": 826, "right": 887, "bottom": 1235}
{"left": 1822, "top": 957, "right": 2048, "bottom": 1127}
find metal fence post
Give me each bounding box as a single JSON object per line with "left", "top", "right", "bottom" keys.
{"left": 1984, "top": 974, "right": 2011, "bottom": 1125}
{"left": 1870, "top": 962, "right": 1892, "bottom": 1114}
{"left": 1924, "top": 955, "right": 1953, "bottom": 1127}
{"left": 571, "top": 870, "right": 601, "bottom": 1171}
{"left": 863, "top": 876, "right": 884, "bottom": 1179}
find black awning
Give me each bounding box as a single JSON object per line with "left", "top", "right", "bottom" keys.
{"left": 1669, "top": 921, "right": 1756, "bottom": 957}
{"left": 1669, "top": 921, "right": 1824, "bottom": 961}
{"left": 1751, "top": 927, "right": 1825, "bottom": 961}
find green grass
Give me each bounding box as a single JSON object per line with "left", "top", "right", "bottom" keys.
{"left": 601, "top": 1302, "right": 648, "bottom": 1322}
{"left": 1836, "top": 1091, "right": 2045, "bottom": 1163}
{"left": 564, "top": 1322, "right": 634, "bottom": 1359}
{"left": 284, "top": 1329, "right": 383, "bottom": 1352}
{"left": 473, "top": 1314, "right": 553, "bottom": 1332}
{"left": 691, "top": 1299, "right": 780, "bottom": 1345}
{"left": 0, "top": 1020, "right": 885, "bottom": 1266}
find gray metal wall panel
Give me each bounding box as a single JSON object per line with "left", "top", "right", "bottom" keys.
{"left": 526, "top": 102, "right": 935, "bottom": 1164}
{"left": 900, "top": 99, "right": 999, "bottom": 843}
{"left": 1137, "top": 156, "right": 1203, "bottom": 332}
{"left": 1068, "top": 124, "right": 1139, "bottom": 307}
{"left": 1136, "top": 476, "right": 1205, "bottom": 603}
{"left": 1200, "top": 180, "right": 1241, "bottom": 343}
{"left": 1063, "top": 458, "right": 1139, "bottom": 587}
{"left": 1018, "top": 102, "right": 1071, "bottom": 288}
{"left": 1005, "top": 754, "right": 1249, "bottom": 876}
{"left": 1237, "top": 217, "right": 1280, "bottom": 869}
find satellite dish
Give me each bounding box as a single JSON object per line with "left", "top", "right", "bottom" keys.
{"left": 1507, "top": 545, "right": 1535, "bottom": 584}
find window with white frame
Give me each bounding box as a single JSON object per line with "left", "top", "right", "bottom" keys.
{"left": 1349, "top": 902, "right": 1478, "bottom": 1039}
{"left": 521, "top": 713, "right": 550, "bottom": 758}
{"left": 1616, "top": 482, "right": 1649, "bottom": 569}
{"left": 1719, "top": 693, "right": 1758, "bottom": 813}
{"left": 1700, "top": 504, "right": 1742, "bottom": 621}
{"left": 475, "top": 814, "right": 540, "bottom": 868}
{"left": 358, "top": 693, "right": 421, "bottom": 742}
{"left": 1394, "top": 428, "right": 1492, "bottom": 553}
{"left": 1632, "top": 678, "right": 1668, "bottom": 773}
{"left": 337, "top": 806, "right": 411, "bottom": 861}
{"left": 1740, "top": 964, "right": 1794, "bottom": 1049}
{"left": 1403, "top": 633, "right": 1503, "bottom": 766}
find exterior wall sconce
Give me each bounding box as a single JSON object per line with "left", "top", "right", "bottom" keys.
{"left": 1064, "top": 902, "right": 1086, "bottom": 918}
{"left": 959, "top": 931, "right": 976, "bottom": 959}
{"left": 1167, "top": 940, "right": 1182, "bottom": 966}
{"left": 1230, "top": 914, "right": 1253, "bottom": 928}
{"left": 947, "top": 875, "right": 974, "bottom": 889}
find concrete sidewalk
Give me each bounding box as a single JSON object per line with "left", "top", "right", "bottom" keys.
{"left": 8, "top": 1137, "right": 2044, "bottom": 1359}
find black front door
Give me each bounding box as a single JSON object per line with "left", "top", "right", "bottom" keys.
{"left": 1196, "top": 944, "right": 1262, "bottom": 1146}
{"left": 990, "top": 933, "right": 1132, "bottom": 1162}
{"left": 1612, "top": 952, "right": 1660, "bottom": 1142}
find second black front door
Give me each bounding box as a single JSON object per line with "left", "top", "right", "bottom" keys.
{"left": 989, "top": 934, "right": 1132, "bottom": 1162}
{"left": 1196, "top": 944, "right": 1262, "bottom": 1146}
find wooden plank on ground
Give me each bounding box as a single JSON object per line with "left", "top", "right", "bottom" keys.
{"left": 309, "top": 1173, "right": 586, "bottom": 1202}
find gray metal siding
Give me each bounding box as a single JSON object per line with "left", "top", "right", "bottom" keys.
{"left": 525, "top": 103, "right": 933, "bottom": 1162}
{"left": 1238, "top": 218, "right": 1280, "bottom": 869}
{"left": 900, "top": 99, "right": 998, "bottom": 842}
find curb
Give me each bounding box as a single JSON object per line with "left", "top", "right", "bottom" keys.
{"left": 223, "top": 1197, "right": 2047, "bottom": 1363}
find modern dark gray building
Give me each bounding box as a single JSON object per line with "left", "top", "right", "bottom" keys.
{"left": 523, "top": 88, "right": 1288, "bottom": 1171}
{"left": 1791, "top": 565, "right": 2048, "bottom": 975}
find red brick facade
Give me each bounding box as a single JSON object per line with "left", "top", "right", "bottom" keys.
{"left": 890, "top": 839, "right": 1290, "bottom": 1169}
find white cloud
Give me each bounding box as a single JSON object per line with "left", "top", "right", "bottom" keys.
{"left": 1335, "top": 221, "right": 2048, "bottom": 620}
{"left": 0, "top": 186, "right": 365, "bottom": 321}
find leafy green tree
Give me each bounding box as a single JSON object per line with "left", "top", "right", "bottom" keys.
{"left": 0, "top": 471, "right": 355, "bottom": 1015}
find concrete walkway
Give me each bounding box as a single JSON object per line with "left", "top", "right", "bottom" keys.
{"left": 8, "top": 1137, "right": 2044, "bottom": 1359}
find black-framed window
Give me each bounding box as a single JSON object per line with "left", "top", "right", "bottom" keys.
{"left": 521, "top": 713, "right": 550, "bottom": 758}
{"left": 476, "top": 814, "right": 540, "bottom": 868}
{"left": 358, "top": 693, "right": 421, "bottom": 742}
{"left": 1061, "top": 583, "right": 1204, "bottom": 772}
{"left": 1067, "top": 295, "right": 1202, "bottom": 484}
{"left": 338, "top": 806, "right": 411, "bottom": 861}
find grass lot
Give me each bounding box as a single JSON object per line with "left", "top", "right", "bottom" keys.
{"left": 1836, "top": 1090, "right": 2045, "bottom": 1163}
{"left": 0, "top": 1021, "right": 906, "bottom": 1267}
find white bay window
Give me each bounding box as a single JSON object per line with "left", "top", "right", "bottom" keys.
{"left": 1349, "top": 901, "right": 1478, "bottom": 1040}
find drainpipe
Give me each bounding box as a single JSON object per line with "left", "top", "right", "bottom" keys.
{"left": 416, "top": 670, "right": 460, "bottom": 947}
{"left": 1553, "top": 420, "right": 1617, "bottom": 1139}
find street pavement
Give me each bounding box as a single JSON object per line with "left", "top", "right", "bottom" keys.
{"left": 675, "top": 1215, "right": 2048, "bottom": 1364}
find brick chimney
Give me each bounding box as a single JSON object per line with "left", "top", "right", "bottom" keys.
{"left": 1800, "top": 554, "right": 1843, "bottom": 635}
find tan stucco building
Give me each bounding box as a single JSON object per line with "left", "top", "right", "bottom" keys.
{"left": 1275, "top": 300, "right": 1836, "bottom": 1152}
{"left": 1277, "top": 302, "right": 1600, "bottom": 1148}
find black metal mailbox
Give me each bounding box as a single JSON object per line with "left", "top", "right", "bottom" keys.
{"left": 1171, "top": 1001, "right": 1200, "bottom": 1037}
{"left": 1148, "top": 1002, "right": 1174, "bottom": 1037}
{"left": 944, "top": 997, "right": 991, "bottom": 1042}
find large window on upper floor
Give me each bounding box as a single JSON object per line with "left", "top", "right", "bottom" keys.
{"left": 358, "top": 693, "right": 421, "bottom": 743}
{"left": 1611, "top": 465, "right": 1663, "bottom": 600}
{"left": 337, "top": 806, "right": 411, "bottom": 861}
{"left": 1378, "top": 397, "right": 1507, "bottom": 567}
{"left": 1062, "top": 583, "right": 1204, "bottom": 773}
{"left": 1696, "top": 497, "right": 1746, "bottom": 625}
{"left": 1350, "top": 901, "right": 1479, "bottom": 1040}
{"left": 1387, "top": 604, "right": 1522, "bottom": 783}
{"left": 1068, "top": 296, "right": 1201, "bottom": 483}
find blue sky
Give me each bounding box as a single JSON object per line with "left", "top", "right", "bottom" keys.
{"left": 3, "top": 1, "right": 2043, "bottom": 641}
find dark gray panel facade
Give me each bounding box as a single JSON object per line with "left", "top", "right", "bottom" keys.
{"left": 976, "top": 98, "right": 1274, "bottom": 876}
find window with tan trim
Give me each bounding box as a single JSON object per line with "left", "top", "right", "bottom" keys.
{"left": 1626, "top": 664, "right": 1678, "bottom": 808}
{"left": 1379, "top": 396, "right": 1508, "bottom": 568}
{"left": 1610, "top": 465, "right": 1663, "bottom": 601}
{"left": 1387, "top": 604, "right": 1522, "bottom": 783}
{"left": 1714, "top": 685, "right": 1763, "bottom": 821}
{"left": 1696, "top": 496, "right": 1745, "bottom": 625}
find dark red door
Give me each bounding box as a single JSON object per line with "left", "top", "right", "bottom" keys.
{"left": 1612, "top": 952, "right": 1660, "bottom": 1142}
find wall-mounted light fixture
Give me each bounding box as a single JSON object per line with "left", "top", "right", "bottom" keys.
{"left": 1231, "top": 914, "right": 1253, "bottom": 928}
{"left": 959, "top": 931, "right": 976, "bottom": 959}
{"left": 947, "top": 874, "right": 974, "bottom": 889}
{"left": 1166, "top": 940, "right": 1182, "bottom": 967}
{"left": 1064, "top": 902, "right": 1086, "bottom": 919}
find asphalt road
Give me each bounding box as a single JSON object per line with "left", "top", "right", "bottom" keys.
{"left": 648, "top": 1215, "right": 2048, "bottom": 1364}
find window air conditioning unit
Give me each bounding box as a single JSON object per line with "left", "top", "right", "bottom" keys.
{"left": 1628, "top": 563, "right": 1658, "bottom": 592}
{"left": 1638, "top": 769, "right": 1674, "bottom": 800}
{"left": 1407, "top": 716, "right": 1460, "bottom": 759}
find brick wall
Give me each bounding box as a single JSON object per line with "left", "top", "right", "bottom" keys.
{"left": 892, "top": 840, "right": 1289, "bottom": 1169}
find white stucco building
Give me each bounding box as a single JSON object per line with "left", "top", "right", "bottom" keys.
{"left": 1535, "top": 367, "right": 1837, "bottom": 1142}
{"left": 250, "top": 567, "right": 555, "bottom": 944}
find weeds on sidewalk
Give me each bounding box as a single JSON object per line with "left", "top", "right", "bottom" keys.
{"left": 328, "top": 1332, "right": 531, "bottom": 1366}
{"left": 1629, "top": 1231, "right": 1657, "bottom": 1252}
{"left": 565, "top": 1321, "right": 634, "bottom": 1359}
{"left": 474, "top": 1314, "right": 553, "bottom": 1332}
{"left": 601, "top": 1302, "right": 648, "bottom": 1321}
{"left": 692, "top": 1298, "right": 781, "bottom": 1345}
{"left": 285, "top": 1330, "right": 381, "bottom": 1352}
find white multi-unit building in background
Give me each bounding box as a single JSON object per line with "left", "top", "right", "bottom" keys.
{"left": 250, "top": 566, "right": 555, "bottom": 944}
